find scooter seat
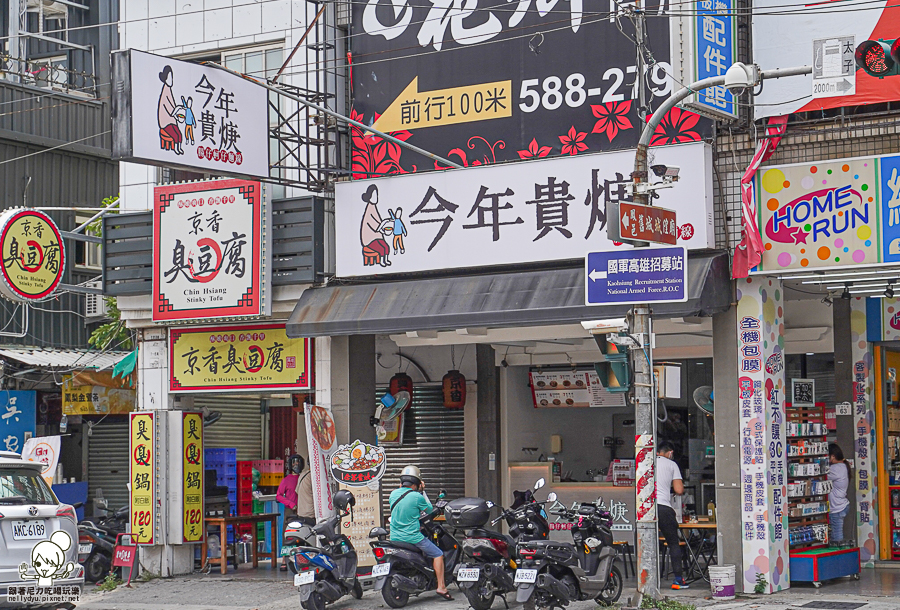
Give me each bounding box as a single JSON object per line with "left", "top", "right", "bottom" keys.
{"left": 385, "top": 540, "right": 424, "bottom": 554}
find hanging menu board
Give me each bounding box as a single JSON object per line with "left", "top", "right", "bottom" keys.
{"left": 529, "top": 370, "right": 626, "bottom": 408}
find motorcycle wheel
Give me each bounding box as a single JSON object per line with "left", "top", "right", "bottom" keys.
{"left": 382, "top": 575, "right": 410, "bottom": 608}
{"left": 303, "top": 591, "right": 325, "bottom": 610}
{"left": 352, "top": 579, "right": 364, "bottom": 599}
{"left": 85, "top": 553, "right": 111, "bottom": 583}
{"left": 463, "top": 580, "right": 495, "bottom": 610}
{"left": 595, "top": 565, "right": 623, "bottom": 606}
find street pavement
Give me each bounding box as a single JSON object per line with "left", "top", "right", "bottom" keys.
{"left": 72, "top": 573, "right": 900, "bottom": 610}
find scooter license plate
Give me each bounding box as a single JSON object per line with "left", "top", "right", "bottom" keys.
{"left": 78, "top": 543, "right": 92, "bottom": 555}
{"left": 281, "top": 546, "right": 295, "bottom": 557}
{"left": 514, "top": 569, "right": 538, "bottom": 584}
{"left": 295, "top": 570, "right": 316, "bottom": 586}
{"left": 372, "top": 563, "right": 391, "bottom": 577}
{"left": 457, "top": 568, "right": 480, "bottom": 582}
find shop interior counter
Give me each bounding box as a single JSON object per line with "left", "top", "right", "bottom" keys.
{"left": 509, "top": 462, "right": 635, "bottom": 543}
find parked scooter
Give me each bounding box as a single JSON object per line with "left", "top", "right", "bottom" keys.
{"left": 368, "top": 491, "right": 461, "bottom": 608}
{"left": 515, "top": 498, "right": 623, "bottom": 608}
{"left": 450, "top": 478, "right": 552, "bottom": 610}
{"left": 291, "top": 490, "right": 364, "bottom": 610}
{"left": 78, "top": 503, "right": 129, "bottom": 583}
{"left": 281, "top": 517, "right": 316, "bottom": 575}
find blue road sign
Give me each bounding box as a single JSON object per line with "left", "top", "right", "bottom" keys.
{"left": 585, "top": 246, "right": 688, "bottom": 306}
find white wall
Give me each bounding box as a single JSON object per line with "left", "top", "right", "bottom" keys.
{"left": 374, "top": 336, "right": 478, "bottom": 386}
{"left": 502, "top": 366, "right": 630, "bottom": 482}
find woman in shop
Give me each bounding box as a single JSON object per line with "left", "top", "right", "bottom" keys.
{"left": 828, "top": 443, "right": 851, "bottom": 543}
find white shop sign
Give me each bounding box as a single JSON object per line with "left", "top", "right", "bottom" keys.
{"left": 335, "top": 142, "right": 713, "bottom": 277}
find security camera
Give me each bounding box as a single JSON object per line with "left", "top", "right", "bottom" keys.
{"left": 651, "top": 165, "right": 680, "bottom": 179}
{"left": 724, "top": 62, "right": 760, "bottom": 92}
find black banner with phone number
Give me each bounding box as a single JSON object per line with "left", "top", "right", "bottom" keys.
{"left": 349, "top": 0, "right": 711, "bottom": 176}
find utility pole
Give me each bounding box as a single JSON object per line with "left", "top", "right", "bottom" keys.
{"left": 629, "top": 61, "right": 812, "bottom": 606}
{"left": 627, "top": 0, "right": 660, "bottom": 603}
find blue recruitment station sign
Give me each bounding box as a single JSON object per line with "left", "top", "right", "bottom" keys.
{"left": 585, "top": 246, "right": 688, "bottom": 306}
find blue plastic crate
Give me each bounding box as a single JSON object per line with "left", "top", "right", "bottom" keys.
{"left": 228, "top": 490, "right": 237, "bottom": 504}
{"left": 224, "top": 475, "right": 238, "bottom": 490}
{"left": 205, "top": 448, "right": 237, "bottom": 464}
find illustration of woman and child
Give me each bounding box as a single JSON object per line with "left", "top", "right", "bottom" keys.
{"left": 157, "top": 65, "right": 197, "bottom": 155}
{"left": 360, "top": 184, "right": 408, "bottom": 267}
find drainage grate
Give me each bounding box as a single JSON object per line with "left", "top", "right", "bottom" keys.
{"left": 800, "top": 603, "right": 867, "bottom": 610}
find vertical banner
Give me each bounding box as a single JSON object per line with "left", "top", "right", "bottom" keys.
{"left": 1, "top": 390, "right": 36, "bottom": 454}
{"left": 130, "top": 412, "right": 155, "bottom": 545}
{"left": 182, "top": 412, "right": 204, "bottom": 543}
{"left": 339, "top": 483, "right": 381, "bottom": 567}
{"left": 22, "top": 436, "right": 60, "bottom": 487}
{"left": 304, "top": 405, "right": 336, "bottom": 521}
{"left": 851, "top": 297, "right": 877, "bottom": 565}
{"left": 736, "top": 277, "right": 789, "bottom": 592}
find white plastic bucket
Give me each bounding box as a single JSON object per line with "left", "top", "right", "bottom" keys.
{"left": 708, "top": 564, "right": 736, "bottom": 600}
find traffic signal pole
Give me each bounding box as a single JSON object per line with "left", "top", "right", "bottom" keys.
{"left": 629, "top": 62, "right": 811, "bottom": 607}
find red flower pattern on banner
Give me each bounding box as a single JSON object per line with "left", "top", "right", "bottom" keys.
{"left": 559, "top": 126, "right": 588, "bottom": 155}
{"left": 350, "top": 109, "right": 417, "bottom": 179}
{"left": 648, "top": 106, "right": 702, "bottom": 147}
{"left": 517, "top": 138, "right": 552, "bottom": 159}
{"left": 591, "top": 101, "right": 633, "bottom": 142}
{"left": 435, "top": 136, "right": 507, "bottom": 170}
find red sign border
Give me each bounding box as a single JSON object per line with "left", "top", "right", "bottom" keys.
{"left": 0, "top": 209, "right": 66, "bottom": 301}
{"left": 152, "top": 179, "right": 262, "bottom": 322}
{"left": 129, "top": 411, "right": 155, "bottom": 546}
{"left": 168, "top": 323, "right": 314, "bottom": 393}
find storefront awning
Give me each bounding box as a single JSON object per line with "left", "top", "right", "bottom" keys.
{"left": 287, "top": 252, "right": 731, "bottom": 338}
{"left": 0, "top": 347, "right": 133, "bottom": 370}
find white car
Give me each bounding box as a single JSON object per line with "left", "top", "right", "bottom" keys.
{"left": 0, "top": 450, "right": 84, "bottom": 608}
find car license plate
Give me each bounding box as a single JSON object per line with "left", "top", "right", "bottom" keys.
{"left": 11, "top": 520, "right": 46, "bottom": 540}
{"left": 78, "top": 543, "right": 93, "bottom": 555}
{"left": 514, "top": 569, "right": 538, "bottom": 584}
{"left": 294, "top": 570, "right": 316, "bottom": 586}
{"left": 372, "top": 563, "right": 391, "bottom": 577}
{"left": 457, "top": 568, "right": 480, "bottom": 582}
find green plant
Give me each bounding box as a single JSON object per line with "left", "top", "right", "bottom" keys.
{"left": 139, "top": 570, "right": 161, "bottom": 582}
{"left": 97, "top": 573, "right": 122, "bottom": 592}
{"left": 88, "top": 297, "right": 132, "bottom": 350}
{"left": 754, "top": 572, "right": 768, "bottom": 594}
{"left": 639, "top": 596, "right": 697, "bottom": 610}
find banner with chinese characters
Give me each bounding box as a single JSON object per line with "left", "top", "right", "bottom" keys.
{"left": 112, "top": 49, "right": 269, "bottom": 178}
{"left": 169, "top": 324, "right": 312, "bottom": 392}
{"left": 22, "top": 435, "right": 59, "bottom": 487}
{"left": 0, "top": 209, "right": 65, "bottom": 302}
{"left": 153, "top": 179, "right": 266, "bottom": 322}
{"left": 182, "top": 412, "right": 204, "bottom": 543}
{"left": 339, "top": 483, "right": 380, "bottom": 567}
{"left": 62, "top": 374, "right": 135, "bottom": 415}
{"left": 755, "top": 152, "right": 900, "bottom": 273}
{"left": 335, "top": 142, "right": 713, "bottom": 277}
{"left": 850, "top": 297, "right": 877, "bottom": 565}
{"left": 349, "top": 0, "right": 712, "bottom": 173}
{"left": 735, "top": 277, "right": 788, "bottom": 592}
{"left": 129, "top": 412, "right": 155, "bottom": 545}
{"left": 1, "top": 390, "right": 35, "bottom": 454}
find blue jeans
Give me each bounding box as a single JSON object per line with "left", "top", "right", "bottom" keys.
{"left": 831, "top": 506, "right": 849, "bottom": 542}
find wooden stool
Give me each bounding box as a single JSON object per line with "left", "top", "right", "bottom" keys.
{"left": 160, "top": 129, "right": 174, "bottom": 150}
{"left": 363, "top": 245, "right": 380, "bottom": 266}
{"left": 613, "top": 541, "right": 634, "bottom": 578}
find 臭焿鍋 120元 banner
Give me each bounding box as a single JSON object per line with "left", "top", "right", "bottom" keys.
{"left": 349, "top": 0, "right": 711, "bottom": 175}
{"left": 754, "top": 152, "right": 900, "bottom": 273}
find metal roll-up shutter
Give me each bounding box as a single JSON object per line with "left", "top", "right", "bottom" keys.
{"left": 87, "top": 417, "right": 130, "bottom": 513}
{"left": 196, "top": 395, "right": 263, "bottom": 460}
{"left": 377, "top": 385, "right": 466, "bottom": 518}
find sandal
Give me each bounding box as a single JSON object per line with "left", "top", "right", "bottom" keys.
{"left": 436, "top": 591, "right": 453, "bottom": 601}
{"left": 280, "top": 563, "right": 288, "bottom": 571}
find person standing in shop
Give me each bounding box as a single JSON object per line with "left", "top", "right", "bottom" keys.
{"left": 657, "top": 441, "right": 688, "bottom": 589}
{"left": 828, "top": 443, "right": 851, "bottom": 542}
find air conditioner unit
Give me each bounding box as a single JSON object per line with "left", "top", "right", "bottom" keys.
{"left": 85, "top": 281, "right": 108, "bottom": 319}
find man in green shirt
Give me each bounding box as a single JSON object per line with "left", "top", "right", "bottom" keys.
{"left": 389, "top": 465, "right": 451, "bottom": 599}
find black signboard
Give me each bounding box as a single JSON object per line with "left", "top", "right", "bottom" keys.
{"left": 349, "top": 0, "right": 711, "bottom": 176}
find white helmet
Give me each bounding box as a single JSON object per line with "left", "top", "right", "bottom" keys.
{"left": 399, "top": 465, "right": 421, "bottom": 487}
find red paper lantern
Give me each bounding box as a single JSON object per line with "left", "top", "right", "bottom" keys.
{"left": 442, "top": 370, "right": 466, "bottom": 409}
{"left": 390, "top": 372, "right": 413, "bottom": 397}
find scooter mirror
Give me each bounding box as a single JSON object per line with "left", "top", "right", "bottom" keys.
{"left": 486, "top": 501, "right": 494, "bottom": 508}
{"left": 547, "top": 492, "right": 558, "bottom": 502}
{"left": 534, "top": 478, "right": 545, "bottom": 490}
